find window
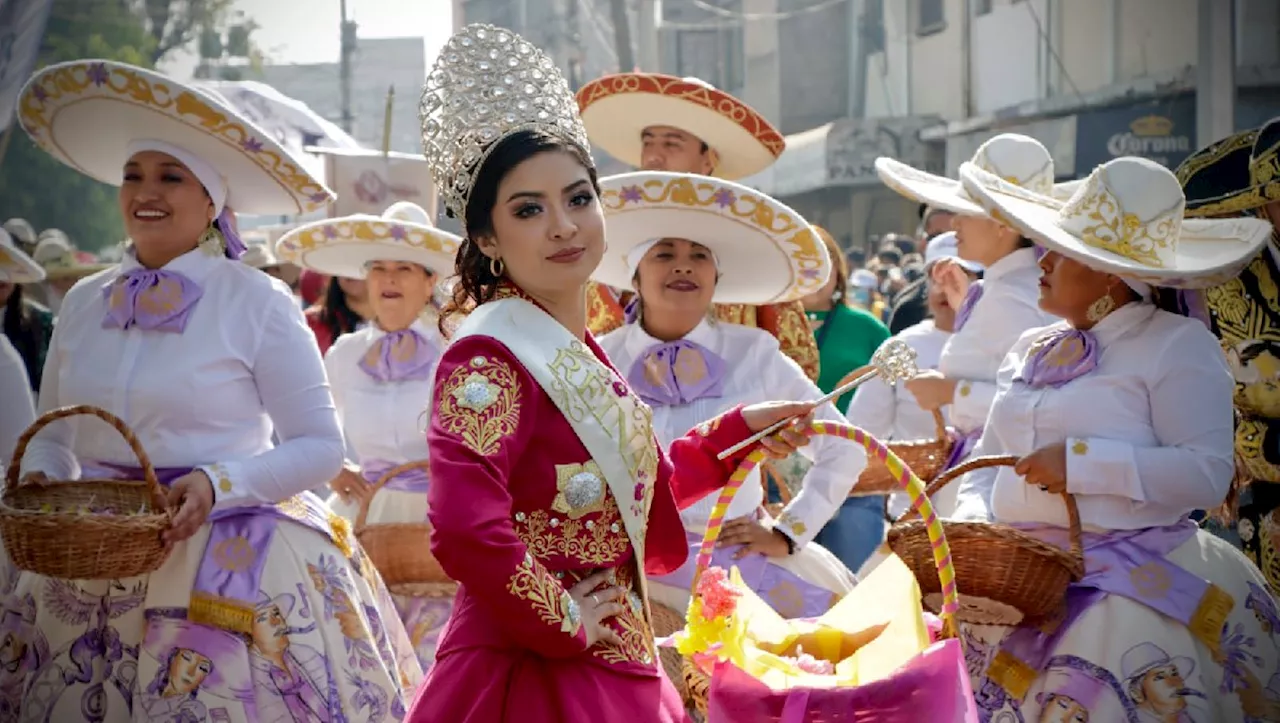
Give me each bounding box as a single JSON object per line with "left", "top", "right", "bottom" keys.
{"left": 974, "top": 0, "right": 993, "bottom": 15}
{"left": 861, "top": 0, "right": 885, "bottom": 53}
{"left": 916, "top": 0, "right": 945, "bottom": 36}
{"left": 674, "top": 25, "right": 743, "bottom": 91}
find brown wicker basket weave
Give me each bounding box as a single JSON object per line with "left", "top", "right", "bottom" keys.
{"left": 832, "top": 364, "right": 954, "bottom": 497}
{"left": 886, "top": 455, "right": 1085, "bottom": 625}
{"left": 354, "top": 460, "right": 448, "bottom": 593}
{"left": 2, "top": 405, "right": 173, "bottom": 580}
{"left": 651, "top": 601, "right": 690, "bottom": 704}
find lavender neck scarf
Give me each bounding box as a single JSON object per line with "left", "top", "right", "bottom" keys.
{"left": 359, "top": 328, "right": 439, "bottom": 382}
{"left": 953, "top": 281, "right": 984, "bottom": 332}
{"left": 102, "top": 268, "right": 203, "bottom": 333}
{"left": 627, "top": 338, "right": 728, "bottom": 406}
{"left": 1014, "top": 327, "right": 1101, "bottom": 389}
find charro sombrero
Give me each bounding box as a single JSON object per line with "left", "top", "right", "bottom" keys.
{"left": 576, "top": 73, "right": 784, "bottom": 181}
{"left": 1176, "top": 116, "right": 1280, "bottom": 218}
{"left": 276, "top": 202, "right": 461, "bottom": 280}
{"left": 31, "top": 232, "right": 109, "bottom": 281}
{"left": 592, "top": 171, "right": 830, "bottom": 304}
{"left": 877, "top": 133, "right": 1078, "bottom": 217}
{"left": 18, "top": 59, "right": 333, "bottom": 217}
{"left": 960, "top": 156, "right": 1273, "bottom": 289}
{"left": 0, "top": 229, "right": 45, "bottom": 284}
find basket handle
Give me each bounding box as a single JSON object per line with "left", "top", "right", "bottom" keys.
{"left": 5, "top": 404, "right": 169, "bottom": 513}
{"left": 896, "top": 454, "right": 1085, "bottom": 580}
{"left": 354, "top": 460, "right": 431, "bottom": 531}
{"left": 693, "top": 421, "right": 962, "bottom": 637}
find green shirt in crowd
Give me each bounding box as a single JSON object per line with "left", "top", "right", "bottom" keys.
{"left": 807, "top": 303, "right": 891, "bottom": 415}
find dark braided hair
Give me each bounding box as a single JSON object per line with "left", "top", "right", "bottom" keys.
{"left": 439, "top": 128, "right": 599, "bottom": 336}
{"left": 316, "top": 276, "right": 363, "bottom": 343}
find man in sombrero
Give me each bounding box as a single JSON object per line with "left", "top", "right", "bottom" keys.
{"left": 575, "top": 72, "right": 821, "bottom": 381}
{"left": 1176, "top": 116, "right": 1280, "bottom": 591}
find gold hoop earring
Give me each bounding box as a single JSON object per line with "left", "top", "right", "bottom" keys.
{"left": 1086, "top": 293, "right": 1116, "bottom": 323}
{"left": 489, "top": 256, "right": 504, "bottom": 277}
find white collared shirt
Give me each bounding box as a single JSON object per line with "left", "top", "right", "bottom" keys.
{"left": 0, "top": 335, "right": 34, "bottom": 469}
{"left": 21, "top": 248, "right": 344, "bottom": 510}
{"left": 324, "top": 318, "right": 443, "bottom": 468}
{"left": 846, "top": 319, "right": 951, "bottom": 442}
{"left": 598, "top": 319, "right": 868, "bottom": 547}
{"left": 952, "top": 302, "right": 1235, "bottom": 531}
{"left": 940, "top": 247, "right": 1058, "bottom": 434}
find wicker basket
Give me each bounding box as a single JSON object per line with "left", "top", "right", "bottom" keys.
{"left": 833, "top": 364, "right": 954, "bottom": 497}
{"left": 682, "top": 421, "right": 962, "bottom": 714}
{"left": 651, "top": 601, "right": 690, "bottom": 704}
{"left": 354, "top": 460, "right": 448, "bottom": 593}
{"left": 886, "top": 455, "right": 1085, "bottom": 625}
{"left": 1, "top": 405, "right": 172, "bottom": 580}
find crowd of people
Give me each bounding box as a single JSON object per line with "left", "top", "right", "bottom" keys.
{"left": 0, "top": 22, "right": 1276, "bottom": 723}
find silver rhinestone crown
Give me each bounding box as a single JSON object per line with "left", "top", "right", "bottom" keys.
{"left": 420, "top": 24, "right": 592, "bottom": 222}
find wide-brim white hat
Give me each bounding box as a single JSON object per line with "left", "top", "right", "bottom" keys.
{"left": 18, "top": 60, "right": 334, "bottom": 217}
{"left": 876, "top": 133, "right": 1077, "bottom": 217}
{"left": 593, "top": 171, "right": 831, "bottom": 304}
{"left": 31, "top": 234, "right": 110, "bottom": 281}
{"left": 0, "top": 229, "right": 45, "bottom": 284}
{"left": 960, "top": 157, "right": 1274, "bottom": 289}
{"left": 276, "top": 202, "right": 461, "bottom": 280}
{"left": 576, "top": 73, "right": 784, "bottom": 181}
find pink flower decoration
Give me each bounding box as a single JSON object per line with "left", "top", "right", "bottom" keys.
{"left": 634, "top": 482, "right": 645, "bottom": 501}
{"left": 788, "top": 649, "right": 834, "bottom": 675}
{"left": 696, "top": 566, "right": 741, "bottom": 621}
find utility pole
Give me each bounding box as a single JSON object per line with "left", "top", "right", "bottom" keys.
{"left": 339, "top": 0, "right": 356, "bottom": 134}
{"left": 1195, "top": 0, "right": 1234, "bottom": 148}
{"left": 635, "top": 0, "right": 658, "bottom": 72}
{"left": 608, "top": 0, "right": 635, "bottom": 72}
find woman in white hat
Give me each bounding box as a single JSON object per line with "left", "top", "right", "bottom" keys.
{"left": 0, "top": 229, "right": 42, "bottom": 466}
{"left": 594, "top": 171, "right": 860, "bottom": 622}
{"left": 29, "top": 230, "right": 112, "bottom": 315}
{"left": 277, "top": 200, "right": 460, "bottom": 671}
{"left": 948, "top": 156, "right": 1279, "bottom": 722}
{"left": 876, "top": 134, "right": 1062, "bottom": 504}
{"left": 8, "top": 59, "right": 421, "bottom": 721}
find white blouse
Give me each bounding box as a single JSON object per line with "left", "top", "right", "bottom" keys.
{"left": 952, "top": 302, "right": 1235, "bottom": 531}
{"left": 0, "top": 334, "right": 34, "bottom": 469}
{"left": 598, "top": 319, "right": 867, "bottom": 547}
{"left": 21, "top": 249, "right": 344, "bottom": 511}
{"left": 940, "top": 247, "right": 1058, "bottom": 434}
{"left": 845, "top": 319, "right": 950, "bottom": 442}
{"left": 324, "top": 318, "right": 441, "bottom": 468}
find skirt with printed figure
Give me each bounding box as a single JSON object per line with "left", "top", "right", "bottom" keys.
{"left": 330, "top": 489, "right": 453, "bottom": 673}
{"left": 961, "top": 530, "right": 1280, "bottom": 723}
{"left": 0, "top": 514, "right": 423, "bottom": 723}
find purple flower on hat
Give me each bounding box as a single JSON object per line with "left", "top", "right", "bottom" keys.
{"left": 801, "top": 268, "right": 822, "bottom": 280}
{"left": 32, "top": 85, "right": 48, "bottom": 102}
{"left": 390, "top": 225, "right": 407, "bottom": 240}
{"left": 309, "top": 191, "right": 330, "bottom": 204}
{"left": 241, "top": 137, "right": 264, "bottom": 153}
{"left": 323, "top": 225, "right": 339, "bottom": 239}
{"left": 87, "top": 63, "right": 109, "bottom": 87}
{"left": 712, "top": 189, "right": 736, "bottom": 208}
{"left": 620, "top": 186, "right": 642, "bottom": 204}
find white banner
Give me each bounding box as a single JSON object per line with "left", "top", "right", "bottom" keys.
{"left": 0, "top": 0, "right": 54, "bottom": 131}
{"left": 195, "top": 80, "right": 363, "bottom": 180}
{"left": 314, "top": 148, "right": 439, "bottom": 222}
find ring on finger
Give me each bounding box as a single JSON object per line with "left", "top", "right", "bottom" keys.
{"left": 590, "top": 593, "right": 599, "bottom": 605}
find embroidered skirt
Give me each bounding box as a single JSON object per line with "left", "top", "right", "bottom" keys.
{"left": 331, "top": 489, "right": 453, "bottom": 673}
{"left": 0, "top": 516, "right": 422, "bottom": 722}
{"left": 961, "top": 530, "right": 1280, "bottom": 723}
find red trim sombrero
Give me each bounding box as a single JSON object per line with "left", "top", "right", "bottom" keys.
{"left": 576, "top": 73, "right": 784, "bottom": 180}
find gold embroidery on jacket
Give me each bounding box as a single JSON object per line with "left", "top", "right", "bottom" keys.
{"left": 567, "top": 563, "right": 655, "bottom": 666}
{"left": 514, "top": 495, "right": 629, "bottom": 567}
{"left": 552, "top": 461, "right": 608, "bottom": 519}
{"left": 507, "top": 552, "right": 581, "bottom": 635}
{"left": 436, "top": 355, "right": 522, "bottom": 456}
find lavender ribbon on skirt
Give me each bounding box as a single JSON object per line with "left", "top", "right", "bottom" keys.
{"left": 1014, "top": 327, "right": 1100, "bottom": 389}
{"left": 360, "top": 458, "right": 431, "bottom": 494}
{"left": 651, "top": 525, "right": 838, "bottom": 619}
{"left": 943, "top": 426, "right": 982, "bottom": 472}
{"left": 627, "top": 338, "right": 728, "bottom": 406}
{"left": 101, "top": 268, "right": 203, "bottom": 333}
{"left": 986, "top": 519, "right": 1234, "bottom": 697}
{"left": 359, "top": 328, "right": 439, "bottom": 382}
{"left": 953, "top": 281, "right": 984, "bottom": 332}
{"left": 88, "top": 462, "right": 344, "bottom": 635}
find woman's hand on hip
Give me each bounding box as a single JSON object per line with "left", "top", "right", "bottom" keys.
{"left": 163, "top": 470, "right": 215, "bottom": 544}
{"left": 1015, "top": 443, "right": 1068, "bottom": 494}
{"left": 568, "top": 569, "right": 626, "bottom": 647}
{"left": 741, "top": 401, "right": 817, "bottom": 459}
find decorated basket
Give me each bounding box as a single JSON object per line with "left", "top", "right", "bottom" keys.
{"left": 835, "top": 364, "right": 953, "bottom": 496}
{"left": 677, "top": 421, "right": 964, "bottom": 718}
{"left": 886, "top": 455, "right": 1084, "bottom": 625}
{"left": 354, "top": 460, "right": 448, "bottom": 593}
{"left": 1, "top": 405, "right": 173, "bottom": 580}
